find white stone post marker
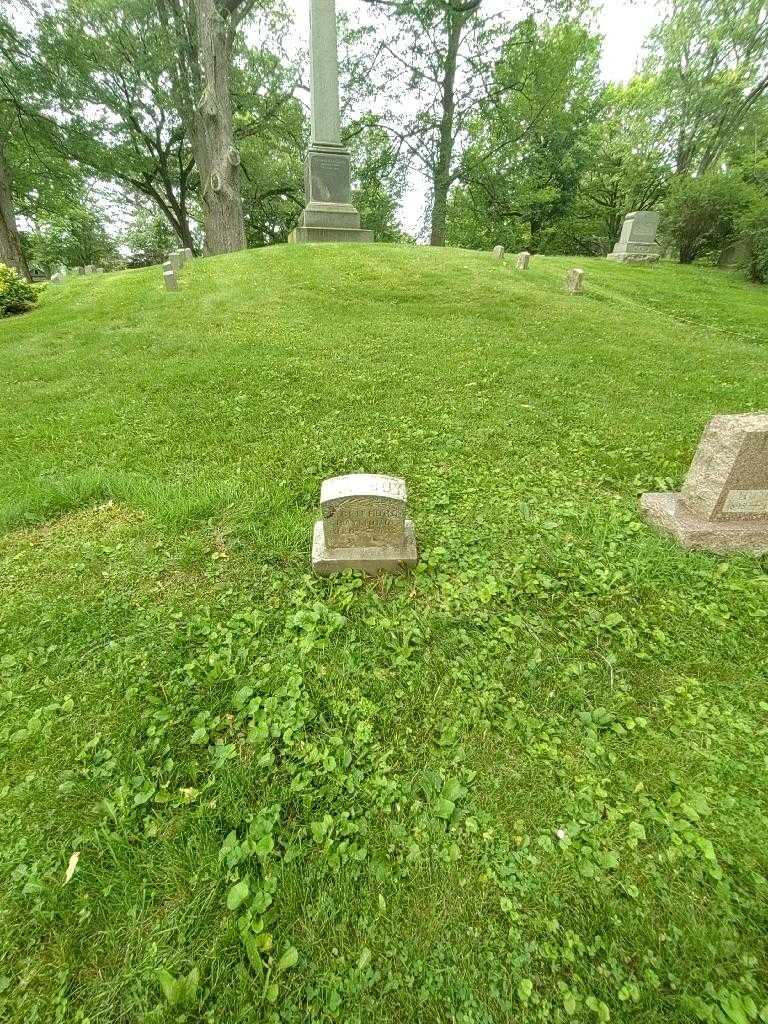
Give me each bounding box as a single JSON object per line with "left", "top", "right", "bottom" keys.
{"left": 567, "top": 268, "right": 585, "bottom": 293}
{"left": 288, "top": 0, "right": 373, "bottom": 244}
{"left": 163, "top": 268, "right": 178, "bottom": 291}
{"left": 492, "top": 245, "right": 505, "bottom": 260}
{"left": 312, "top": 474, "right": 418, "bottom": 576}
{"left": 641, "top": 413, "right": 768, "bottom": 554}
{"left": 516, "top": 251, "right": 530, "bottom": 270}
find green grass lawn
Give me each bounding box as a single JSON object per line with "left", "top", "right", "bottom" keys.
{"left": 1, "top": 244, "right": 767, "bottom": 1023}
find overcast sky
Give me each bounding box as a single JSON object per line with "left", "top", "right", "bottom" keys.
{"left": 284, "top": 0, "right": 663, "bottom": 233}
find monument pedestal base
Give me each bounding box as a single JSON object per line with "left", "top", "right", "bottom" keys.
{"left": 290, "top": 145, "right": 372, "bottom": 245}
{"left": 312, "top": 520, "right": 418, "bottom": 576}
{"left": 640, "top": 492, "right": 768, "bottom": 554}
{"left": 610, "top": 245, "right": 663, "bottom": 264}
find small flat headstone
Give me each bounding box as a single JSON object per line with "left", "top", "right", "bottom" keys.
{"left": 567, "top": 268, "right": 585, "bottom": 294}
{"left": 163, "top": 269, "right": 178, "bottom": 292}
{"left": 182, "top": 247, "right": 193, "bottom": 262}
{"left": 492, "top": 245, "right": 505, "bottom": 260}
{"left": 641, "top": 413, "right": 768, "bottom": 554}
{"left": 516, "top": 251, "right": 531, "bottom": 270}
{"left": 312, "top": 473, "right": 418, "bottom": 576}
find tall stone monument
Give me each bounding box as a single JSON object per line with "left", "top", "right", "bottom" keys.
{"left": 608, "top": 211, "right": 661, "bottom": 264}
{"left": 641, "top": 413, "right": 768, "bottom": 554}
{"left": 289, "top": 0, "right": 373, "bottom": 244}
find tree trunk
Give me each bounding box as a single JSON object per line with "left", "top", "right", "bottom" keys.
{"left": 190, "top": 0, "right": 246, "bottom": 254}
{"left": 0, "top": 136, "right": 30, "bottom": 280}
{"left": 429, "top": 9, "right": 462, "bottom": 247}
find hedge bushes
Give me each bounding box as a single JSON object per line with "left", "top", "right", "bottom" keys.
{"left": 0, "top": 263, "right": 39, "bottom": 316}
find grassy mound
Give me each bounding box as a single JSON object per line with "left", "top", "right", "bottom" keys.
{"left": 1, "top": 245, "right": 767, "bottom": 1022}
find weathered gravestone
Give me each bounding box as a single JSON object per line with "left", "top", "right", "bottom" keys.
{"left": 640, "top": 413, "right": 768, "bottom": 554}
{"left": 492, "top": 245, "right": 505, "bottom": 260}
{"left": 312, "top": 473, "right": 418, "bottom": 576}
{"left": 567, "top": 268, "right": 585, "bottom": 294}
{"left": 169, "top": 251, "right": 184, "bottom": 273}
{"left": 181, "top": 247, "right": 193, "bottom": 262}
{"left": 163, "top": 268, "right": 178, "bottom": 292}
{"left": 50, "top": 272, "right": 64, "bottom": 285}
{"left": 516, "top": 251, "right": 531, "bottom": 270}
{"left": 84, "top": 265, "right": 95, "bottom": 275}
{"left": 607, "top": 211, "right": 661, "bottom": 264}
{"left": 288, "top": 0, "right": 372, "bottom": 243}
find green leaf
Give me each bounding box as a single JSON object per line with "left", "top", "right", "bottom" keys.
{"left": 517, "top": 979, "right": 533, "bottom": 1004}
{"left": 265, "top": 982, "right": 279, "bottom": 1003}
{"left": 242, "top": 933, "right": 265, "bottom": 976}
{"left": 277, "top": 946, "right": 299, "bottom": 972}
{"left": 156, "top": 969, "right": 179, "bottom": 1005}
{"left": 434, "top": 798, "right": 456, "bottom": 821}
{"left": 563, "top": 992, "right": 577, "bottom": 1015}
{"left": 190, "top": 727, "right": 208, "bottom": 745}
{"left": 253, "top": 834, "right": 274, "bottom": 858}
{"left": 227, "top": 879, "right": 249, "bottom": 911}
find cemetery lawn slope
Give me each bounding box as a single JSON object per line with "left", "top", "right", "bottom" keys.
{"left": 1, "top": 245, "right": 767, "bottom": 1023}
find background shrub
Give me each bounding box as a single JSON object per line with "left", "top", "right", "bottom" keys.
{"left": 0, "top": 263, "right": 39, "bottom": 316}
{"left": 661, "top": 175, "right": 756, "bottom": 264}
{"left": 738, "top": 201, "right": 768, "bottom": 284}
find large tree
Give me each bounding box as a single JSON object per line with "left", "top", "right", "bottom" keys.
{"left": 447, "top": 15, "right": 601, "bottom": 253}
{"left": 38, "top": 0, "right": 198, "bottom": 252}
{"left": 644, "top": 0, "right": 768, "bottom": 177}
{"left": 157, "top": 0, "right": 264, "bottom": 253}
{"left": 0, "top": 13, "right": 83, "bottom": 278}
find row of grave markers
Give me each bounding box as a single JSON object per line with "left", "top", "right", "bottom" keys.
{"left": 163, "top": 248, "right": 194, "bottom": 291}
{"left": 50, "top": 265, "right": 105, "bottom": 284}
{"left": 312, "top": 414, "right": 768, "bottom": 577}
{"left": 492, "top": 246, "right": 586, "bottom": 294}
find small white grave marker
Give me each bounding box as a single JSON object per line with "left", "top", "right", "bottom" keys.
{"left": 641, "top": 413, "right": 768, "bottom": 554}
{"left": 163, "top": 269, "right": 178, "bottom": 292}
{"left": 492, "top": 245, "right": 505, "bottom": 261}
{"left": 312, "top": 474, "right": 418, "bottom": 576}
{"left": 567, "top": 268, "right": 585, "bottom": 294}
{"left": 516, "top": 251, "right": 531, "bottom": 270}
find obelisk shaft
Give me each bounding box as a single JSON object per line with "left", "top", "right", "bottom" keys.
{"left": 309, "top": 0, "right": 342, "bottom": 148}
{"left": 287, "top": 0, "right": 373, "bottom": 241}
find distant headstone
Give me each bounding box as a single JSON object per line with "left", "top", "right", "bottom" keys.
{"left": 567, "top": 268, "right": 585, "bottom": 294}
{"left": 608, "top": 211, "right": 661, "bottom": 264}
{"left": 50, "top": 272, "right": 64, "bottom": 285}
{"left": 163, "top": 269, "right": 178, "bottom": 292}
{"left": 516, "top": 251, "right": 531, "bottom": 270}
{"left": 718, "top": 239, "right": 750, "bottom": 268}
{"left": 182, "top": 247, "right": 193, "bottom": 263}
{"left": 312, "top": 473, "right": 418, "bottom": 576}
{"left": 84, "top": 265, "right": 95, "bottom": 274}
{"left": 94, "top": 267, "right": 104, "bottom": 274}
{"left": 169, "top": 251, "right": 184, "bottom": 273}
{"left": 75, "top": 267, "right": 84, "bottom": 275}
{"left": 492, "top": 245, "right": 505, "bottom": 260}
{"left": 641, "top": 413, "right": 768, "bottom": 554}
